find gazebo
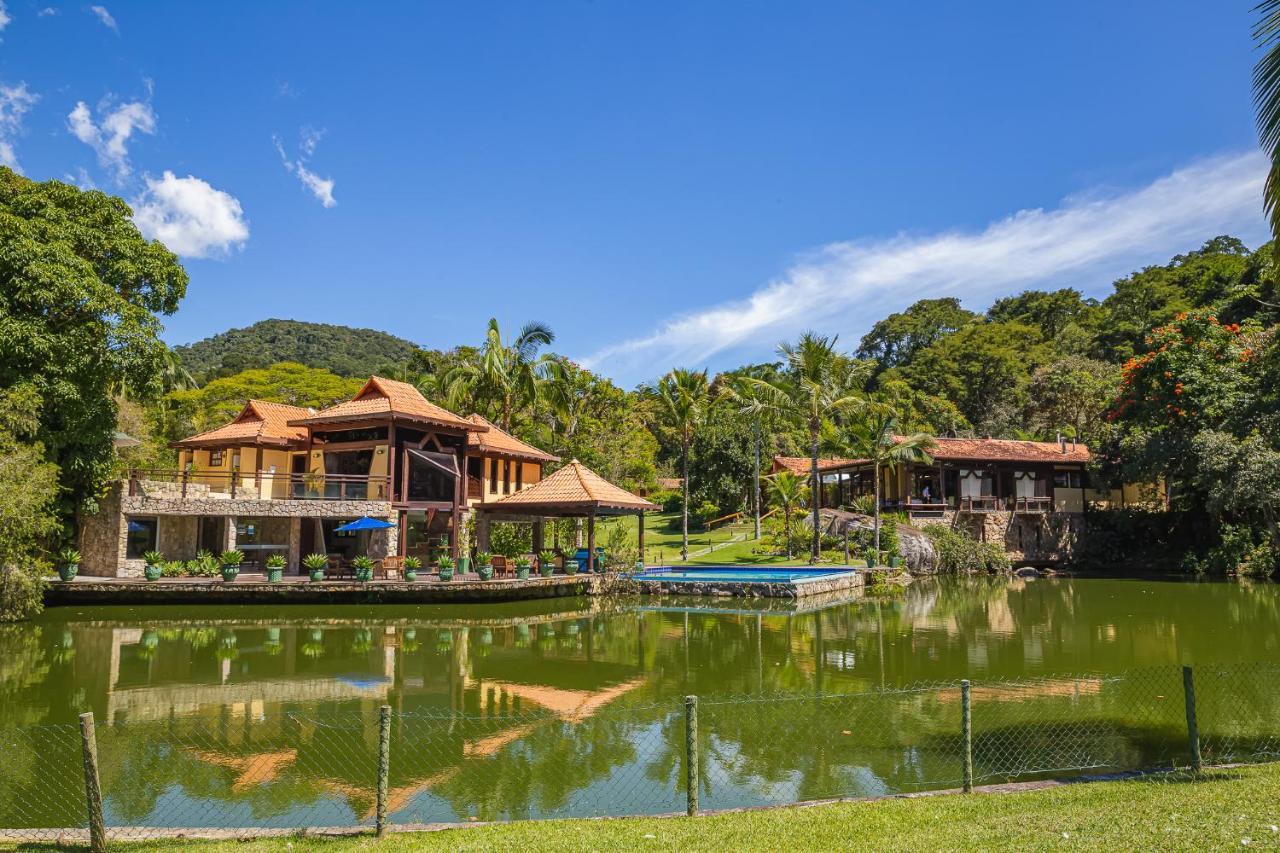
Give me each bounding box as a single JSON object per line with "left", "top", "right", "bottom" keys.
{"left": 476, "top": 460, "right": 658, "bottom": 571}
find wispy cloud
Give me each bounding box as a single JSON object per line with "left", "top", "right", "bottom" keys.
{"left": 67, "top": 97, "right": 156, "bottom": 181}
{"left": 132, "top": 171, "right": 249, "bottom": 258}
{"left": 273, "top": 127, "right": 337, "bottom": 208}
{"left": 37, "top": 7, "right": 58, "bottom": 17}
{"left": 0, "top": 2, "right": 12, "bottom": 31}
{"left": 89, "top": 4, "right": 116, "bottom": 32}
{"left": 584, "top": 151, "right": 1270, "bottom": 384}
{"left": 0, "top": 82, "right": 39, "bottom": 173}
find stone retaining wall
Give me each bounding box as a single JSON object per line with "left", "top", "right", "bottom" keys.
{"left": 635, "top": 571, "right": 864, "bottom": 600}
{"left": 908, "top": 510, "right": 1082, "bottom": 564}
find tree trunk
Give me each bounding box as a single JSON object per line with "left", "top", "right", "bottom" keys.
{"left": 783, "top": 500, "right": 792, "bottom": 558}
{"left": 681, "top": 433, "right": 690, "bottom": 561}
{"left": 873, "top": 462, "right": 881, "bottom": 556}
{"left": 753, "top": 419, "right": 761, "bottom": 541}
{"left": 809, "top": 425, "right": 821, "bottom": 565}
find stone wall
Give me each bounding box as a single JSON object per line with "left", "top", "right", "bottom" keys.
{"left": 909, "top": 510, "right": 1082, "bottom": 565}
{"left": 78, "top": 484, "right": 126, "bottom": 577}
{"left": 158, "top": 516, "right": 199, "bottom": 561}
{"left": 121, "top": 494, "right": 393, "bottom": 519}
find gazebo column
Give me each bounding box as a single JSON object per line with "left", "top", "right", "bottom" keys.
{"left": 637, "top": 510, "right": 645, "bottom": 567}
{"left": 586, "top": 510, "right": 596, "bottom": 572}
{"left": 531, "top": 518, "right": 544, "bottom": 557}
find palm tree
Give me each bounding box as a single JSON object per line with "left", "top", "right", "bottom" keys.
{"left": 742, "top": 333, "right": 869, "bottom": 563}
{"left": 438, "top": 318, "right": 555, "bottom": 430}
{"left": 655, "top": 368, "right": 712, "bottom": 560}
{"left": 719, "top": 373, "right": 775, "bottom": 541}
{"left": 764, "top": 471, "right": 809, "bottom": 558}
{"left": 823, "top": 410, "right": 935, "bottom": 557}
{"left": 1255, "top": 2, "right": 1280, "bottom": 239}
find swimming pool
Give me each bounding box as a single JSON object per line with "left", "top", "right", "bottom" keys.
{"left": 633, "top": 565, "right": 863, "bottom": 598}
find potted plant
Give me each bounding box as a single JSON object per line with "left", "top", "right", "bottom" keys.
{"left": 565, "top": 557, "right": 579, "bottom": 576}
{"left": 475, "top": 551, "right": 493, "bottom": 581}
{"left": 515, "top": 555, "right": 531, "bottom": 581}
{"left": 219, "top": 549, "right": 244, "bottom": 582}
{"left": 143, "top": 550, "right": 164, "bottom": 581}
{"left": 351, "top": 555, "right": 375, "bottom": 583}
{"left": 538, "top": 550, "right": 556, "bottom": 578}
{"left": 457, "top": 518, "right": 473, "bottom": 575}
{"left": 57, "top": 547, "right": 81, "bottom": 582}
{"left": 437, "top": 555, "right": 455, "bottom": 582}
{"left": 265, "top": 554, "right": 286, "bottom": 583}
{"left": 303, "top": 552, "right": 327, "bottom": 582}
{"left": 403, "top": 555, "right": 422, "bottom": 582}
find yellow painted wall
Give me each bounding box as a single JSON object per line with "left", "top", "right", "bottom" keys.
{"left": 1054, "top": 488, "right": 1085, "bottom": 513}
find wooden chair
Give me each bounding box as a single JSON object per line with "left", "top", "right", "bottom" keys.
{"left": 491, "top": 555, "right": 509, "bottom": 578}
{"left": 380, "top": 555, "right": 404, "bottom": 580}
{"left": 327, "top": 554, "right": 349, "bottom": 579}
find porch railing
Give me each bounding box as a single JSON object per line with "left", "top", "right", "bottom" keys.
{"left": 127, "top": 469, "right": 392, "bottom": 502}
{"left": 1011, "top": 496, "right": 1053, "bottom": 513}
{"left": 958, "top": 496, "right": 1002, "bottom": 513}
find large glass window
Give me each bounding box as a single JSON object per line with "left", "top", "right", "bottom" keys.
{"left": 125, "top": 517, "right": 158, "bottom": 559}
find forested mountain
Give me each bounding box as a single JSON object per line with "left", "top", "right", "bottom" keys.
{"left": 173, "top": 319, "right": 419, "bottom": 382}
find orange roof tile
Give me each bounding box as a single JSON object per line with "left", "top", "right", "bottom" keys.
{"left": 173, "top": 400, "right": 312, "bottom": 448}
{"left": 775, "top": 436, "right": 1091, "bottom": 472}
{"left": 465, "top": 414, "right": 559, "bottom": 463}
{"left": 771, "top": 456, "right": 861, "bottom": 476}
{"left": 484, "top": 460, "right": 658, "bottom": 512}
{"left": 291, "top": 376, "right": 482, "bottom": 431}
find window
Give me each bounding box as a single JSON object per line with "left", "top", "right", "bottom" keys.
{"left": 1053, "top": 470, "right": 1084, "bottom": 489}
{"left": 490, "top": 458, "right": 499, "bottom": 490}
{"left": 125, "top": 517, "right": 158, "bottom": 559}
{"left": 503, "top": 460, "right": 511, "bottom": 494}
{"left": 516, "top": 462, "right": 523, "bottom": 491}
{"left": 209, "top": 449, "right": 224, "bottom": 467}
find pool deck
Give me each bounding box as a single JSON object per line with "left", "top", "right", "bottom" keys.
{"left": 634, "top": 567, "right": 864, "bottom": 599}
{"left": 44, "top": 572, "right": 600, "bottom": 606}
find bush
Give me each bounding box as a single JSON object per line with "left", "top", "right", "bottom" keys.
{"left": 650, "top": 489, "right": 681, "bottom": 513}
{"left": 878, "top": 521, "right": 901, "bottom": 560}
{"left": 923, "top": 524, "right": 1010, "bottom": 573}
{"left": 489, "top": 522, "right": 531, "bottom": 558}
{"left": 761, "top": 510, "right": 809, "bottom": 557}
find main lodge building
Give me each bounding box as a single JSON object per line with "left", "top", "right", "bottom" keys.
{"left": 79, "top": 376, "right": 564, "bottom": 577}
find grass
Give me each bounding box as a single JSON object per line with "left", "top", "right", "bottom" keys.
{"left": 21, "top": 764, "right": 1280, "bottom": 852}
{"left": 602, "top": 512, "right": 864, "bottom": 568}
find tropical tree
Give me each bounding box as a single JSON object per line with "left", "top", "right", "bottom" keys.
{"left": 742, "top": 333, "right": 869, "bottom": 563}
{"left": 822, "top": 410, "right": 935, "bottom": 556}
{"left": 764, "top": 471, "right": 809, "bottom": 558}
{"left": 1255, "top": 0, "right": 1280, "bottom": 239}
{"left": 655, "top": 368, "right": 713, "bottom": 560}
{"left": 438, "top": 318, "right": 555, "bottom": 430}
{"left": 720, "top": 371, "right": 780, "bottom": 540}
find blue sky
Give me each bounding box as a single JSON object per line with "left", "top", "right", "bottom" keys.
{"left": 0, "top": 1, "right": 1270, "bottom": 385}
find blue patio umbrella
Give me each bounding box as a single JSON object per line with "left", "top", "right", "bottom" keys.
{"left": 335, "top": 516, "right": 395, "bottom": 532}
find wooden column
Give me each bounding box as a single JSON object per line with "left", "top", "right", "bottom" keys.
{"left": 388, "top": 419, "right": 397, "bottom": 503}
{"left": 637, "top": 511, "right": 645, "bottom": 567}
{"left": 586, "top": 510, "right": 596, "bottom": 572}
{"left": 531, "top": 518, "right": 544, "bottom": 557}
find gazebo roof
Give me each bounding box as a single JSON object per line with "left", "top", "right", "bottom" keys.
{"left": 480, "top": 460, "right": 658, "bottom": 515}
{"left": 465, "top": 414, "right": 560, "bottom": 463}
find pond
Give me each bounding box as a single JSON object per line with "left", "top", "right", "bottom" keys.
{"left": 3, "top": 576, "right": 1279, "bottom": 831}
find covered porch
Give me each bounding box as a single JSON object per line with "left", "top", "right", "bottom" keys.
{"left": 475, "top": 460, "right": 658, "bottom": 572}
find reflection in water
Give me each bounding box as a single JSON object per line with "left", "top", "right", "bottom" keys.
{"left": 3, "top": 577, "right": 1280, "bottom": 828}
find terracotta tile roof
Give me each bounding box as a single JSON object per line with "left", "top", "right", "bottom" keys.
{"left": 656, "top": 477, "right": 683, "bottom": 491}
{"left": 923, "top": 436, "right": 1091, "bottom": 464}
{"left": 465, "top": 414, "right": 559, "bottom": 463}
{"left": 174, "top": 400, "right": 312, "bottom": 448}
{"left": 771, "top": 456, "right": 862, "bottom": 476}
{"left": 291, "top": 376, "right": 482, "bottom": 431}
{"left": 485, "top": 460, "right": 658, "bottom": 512}
{"left": 774, "top": 437, "right": 1091, "bottom": 472}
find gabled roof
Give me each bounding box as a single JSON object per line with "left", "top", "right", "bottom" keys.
{"left": 289, "top": 376, "right": 483, "bottom": 432}
{"left": 465, "top": 414, "right": 559, "bottom": 463}
{"left": 772, "top": 456, "right": 862, "bottom": 476}
{"left": 174, "top": 400, "right": 312, "bottom": 448}
{"left": 483, "top": 460, "right": 658, "bottom": 513}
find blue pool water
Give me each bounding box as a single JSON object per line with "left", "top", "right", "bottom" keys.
{"left": 638, "top": 566, "right": 853, "bottom": 583}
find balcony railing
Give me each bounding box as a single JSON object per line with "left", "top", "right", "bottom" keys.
{"left": 1010, "top": 496, "right": 1053, "bottom": 513}
{"left": 958, "top": 496, "right": 1002, "bottom": 513}
{"left": 127, "top": 469, "right": 392, "bottom": 502}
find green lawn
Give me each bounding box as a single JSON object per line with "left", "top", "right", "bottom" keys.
{"left": 34, "top": 764, "right": 1280, "bottom": 852}
{"left": 601, "top": 512, "right": 859, "bottom": 567}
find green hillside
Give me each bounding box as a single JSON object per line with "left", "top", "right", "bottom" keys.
{"left": 173, "top": 319, "right": 419, "bottom": 381}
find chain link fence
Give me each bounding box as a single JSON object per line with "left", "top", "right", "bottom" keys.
{"left": 3, "top": 662, "right": 1279, "bottom": 846}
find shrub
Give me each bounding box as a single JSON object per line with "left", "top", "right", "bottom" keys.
{"left": 303, "top": 553, "right": 328, "bottom": 572}
{"left": 761, "top": 510, "right": 809, "bottom": 557}
{"left": 489, "top": 522, "right": 531, "bottom": 558}
{"left": 650, "top": 489, "right": 681, "bottom": 513}
{"left": 188, "top": 551, "right": 219, "bottom": 577}
{"left": 161, "top": 560, "right": 185, "bottom": 578}
{"left": 474, "top": 551, "right": 492, "bottom": 567}
{"left": 142, "top": 550, "right": 163, "bottom": 566}
{"left": 265, "top": 554, "right": 286, "bottom": 570}
{"left": 58, "top": 547, "right": 81, "bottom": 566}
{"left": 403, "top": 555, "right": 422, "bottom": 571}
{"left": 923, "top": 525, "right": 1010, "bottom": 573}
{"left": 878, "top": 521, "right": 901, "bottom": 560}
{"left": 220, "top": 550, "right": 244, "bottom": 567}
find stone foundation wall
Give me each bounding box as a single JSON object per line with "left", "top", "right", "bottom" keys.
{"left": 78, "top": 484, "right": 126, "bottom": 577}
{"left": 908, "top": 510, "right": 1082, "bottom": 564}
{"left": 121, "top": 494, "right": 392, "bottom": 518}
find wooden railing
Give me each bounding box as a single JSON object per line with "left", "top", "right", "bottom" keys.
{"left": 1011, "top": 496, "right": 1053, "bottom": 513}
{"left": 958, "top": 496, "right": 1002, "bottom": 513}
{"left": 127, "top": 469, "right": 392, "bottom": 501}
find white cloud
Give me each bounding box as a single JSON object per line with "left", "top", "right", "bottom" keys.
{"left": 0, "top": 3, "right": 12, "bottom": 31}
{"left": 89, "top": 4, "right": 116, "bottom": 31}
{"left": 583, "top": 151, "right": 1270, "bottom": 384}
{"left": 132, "top": 171, "right": 249, "bottom": 258}
{"left": 273, "top": 129, "right": 337, "bottom": 208}
{"left": 38, "top": 7, "right": 58, "bottom": 17}
{"left": 67, "top": 98, "right": 156, "bottom": 181}
{"left": 0, "top": 82, "right": 39, "bottom": 173}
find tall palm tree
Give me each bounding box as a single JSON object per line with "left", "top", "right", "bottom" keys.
{"left": 823, "top": 410, "right": 935, "bottom": 557}
{"left": 742, "top": 333, "right": 869, "bottom": 563}
{"left": 1255, "top": 2, "right": 1280, "bottom": 239}
{"left": 764, "top": 470, "right": 809, "bottom": 558}
{"left": 438, "top": 318, "right": 555, "bottom": 430}
{"left": 655, "top": 368, "right": 712, "bottom": 560}
{"left": 720, "top": 373, "right": 774, "bottom": 541}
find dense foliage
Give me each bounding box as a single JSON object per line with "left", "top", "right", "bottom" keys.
{"left": 174, "top": 319, "right": 419, "bottom": 382}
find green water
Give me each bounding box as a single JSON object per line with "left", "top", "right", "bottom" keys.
{"left": 3, "top": 576, "right": 1279, "bottom": 828}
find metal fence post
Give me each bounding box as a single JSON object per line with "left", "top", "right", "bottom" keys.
{"left": 78, "top": 712, "right": 106, "bottom": 853}
{"left": 685, "top": 695, "right": 699, "bottom": 816}
{"left": 961, "top": 680, "right": 974, "bottom": 793}
{"left": 1183, "top": 666, "right": 1202, "bottom": 772}
{"left": 376, "top": 705, "right": 391, "bottom": 835}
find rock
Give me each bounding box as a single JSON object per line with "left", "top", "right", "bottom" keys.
{"left": 820, "top": 509, "right": 938, "bottom": 573}
{"left": 1013, "top": 566, "right": 1040, "bottom": 578}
